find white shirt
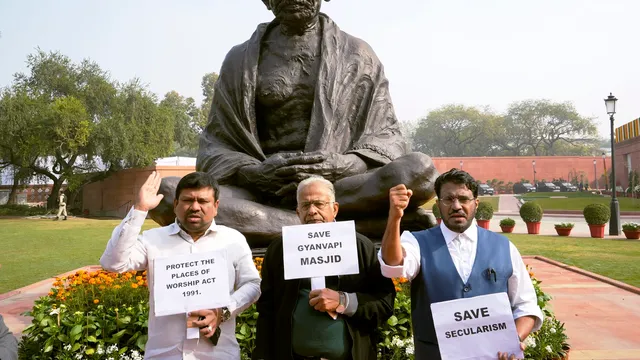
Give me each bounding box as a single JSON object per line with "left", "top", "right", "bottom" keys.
{"left": 378, "top": 222, "right": 543, "bottom": 332}
{"left": 100, "top": 207, "right": 261, "bottom": 360}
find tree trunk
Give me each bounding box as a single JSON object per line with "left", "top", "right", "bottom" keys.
{"left": 47, "top": 179, "right": 64, "bottom": 210}
{"left": 7, "top": 180, "right": 19, "bottom": 204}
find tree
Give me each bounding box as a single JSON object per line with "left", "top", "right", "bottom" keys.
{"left": 502, "top": 100, "right": 599, "bottom": 156}
{"left": 196, "top": 72, "right": 218, "bottom": 130}
{"left": 160, "top": 91, "right": 200, "bottom": 157}
{"left": 413, "top": 104, "right": 501, "bottom": 156}
{"left": 1, "top": 50, "right": 174, "bottom": 209}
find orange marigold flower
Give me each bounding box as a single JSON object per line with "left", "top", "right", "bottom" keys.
{"left": 136, "top": 276, "right": 143, "bottom": 281}
{"left": 131, "top": 283, "right": 139, "bottom": 289}
{"left": 93, "top": 299, "right": 99, "bottom": 304}
{"left": 48, "top": 291, "right": 54, "bottom": 296}
{"left": 114, "top": 285, "right": 121, "bottom": 289}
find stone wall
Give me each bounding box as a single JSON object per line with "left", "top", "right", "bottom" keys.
{"left": 81, "top": 156, "right": 614, "bottom": 216}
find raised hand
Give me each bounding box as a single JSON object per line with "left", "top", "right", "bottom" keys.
{"left": 134, "top": 171, "right": 165, "bottom": 212}
{"left": 389, "top": 184, "right": 413, "bottom": 220}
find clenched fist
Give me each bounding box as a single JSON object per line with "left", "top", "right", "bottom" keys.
{"left": 389, "top": 184, "right": 413, "bottom": 220}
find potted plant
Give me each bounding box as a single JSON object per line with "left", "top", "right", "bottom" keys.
{"left": 432, "top": 203, "right": 441, "bottom": 224}
{"left": 583, "top": 203, "right": 610, "bottom": 238}
{"left": 622, "top": 222, "right": 640, "bottom": 239}
{"left": 499, "top": 218, "right": 516, "bottom": 233}
{"left": 519, "top": 201, "right": 543, "bottom": 234}
{"left": 554, "top": 222, "right": 574, "bottom": 237}
{"left": 475, "top": 201, "right": 494, "bottom": 229}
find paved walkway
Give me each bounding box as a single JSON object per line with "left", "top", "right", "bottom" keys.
{"left": 524, "top": 256, "right": 640, "bottom": 360}
{"left": 2, "top": 259, "right": 639, "bottom": 359}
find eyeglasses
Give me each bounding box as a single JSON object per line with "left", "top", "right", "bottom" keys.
{"left": 299, "top": 200, "right": 333, "bottom": 211}
{"left": 439, "top": 197, "right": 476, "bottom": 207}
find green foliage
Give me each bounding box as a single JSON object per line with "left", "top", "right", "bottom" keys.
{"left": 1, "top": 50, "right": 175, "bottom": 209}
{"left": 582, "top": 203, "right": 610, "bottom": 225}
{"left": 520, "top": 201, "right": 543, "bottom": 222}
{"left": 376, "top": 281, "right": 414, "bottom": 359}
{"left": 554, "top": 223, "right": 574, "bottom": 229}
{"left": 411, "top": 100, "right": 599, "bottom": 157}
{"left": 0, "top": 204, "right": 49, "bottom": 216}
{"left": 499, "top": 218, "right": 516, "bottom": 226}
{"left": 18, "top": 269, "right": 149, "bottom": 360}
{"left": 475, "top": 201, "right": 494, "bottom": 220}
{"left": 622, "top": 222, "right": 640, "bottom": 231}
{"left": 235, "top": 305, "right": 258, "bottom": 360}
{"left": 432, "top": 203, "right": 441, "bottom": 219}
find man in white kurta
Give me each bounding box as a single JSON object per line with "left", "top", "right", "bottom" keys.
{"left": 100, "top": 171, "right": 261, "bottom": 359}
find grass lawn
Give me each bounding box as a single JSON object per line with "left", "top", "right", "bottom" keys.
{"left": 1, "top": 218, "right": 639, "bottom": 293}
{"left": 520, "top": 192, "right": 640, "bottom": 211}
{"left": 422, "top": 195, "right": 500, "bottom": 211}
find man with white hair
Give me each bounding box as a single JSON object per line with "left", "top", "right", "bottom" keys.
{"left": 253, "top": 176, "right": 396, "bottom": 360}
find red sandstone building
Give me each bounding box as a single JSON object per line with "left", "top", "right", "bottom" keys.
{"left": 613, "top": 118, "right": 640, "bottom": 191}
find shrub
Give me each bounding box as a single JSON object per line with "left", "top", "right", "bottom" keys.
{"left": 499, "top": 218, "right": 515, "bottom": 227}
{"left": 431, "top": 203, "right": 441, "bottom": 219}
{"left": 19, "top": 269, "right": 149, "bottom": 360}
{"left": 582, "top": 203, "right": 610, "bottom": 225}
{"left": 622, "top": 222, "right": 640, "bottom": 231}
{"left": 0, "top": 204, "right": 49, "bottom": 216}
{"left": 475, "top": 201, "right": 494, "bottom": 220}
{"left": 519, "top": 201, "right": 543, "bottom": 223}
{"left": 19, "top": 259, "right": 569, "bottom": 360}
{"left": 554, "top": 222, "right": 574, "bottom": 229}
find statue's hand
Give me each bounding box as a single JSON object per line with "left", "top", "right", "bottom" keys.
{"left": 274, "top": 152, "right": 367, "bottom": 182}
{"left": 238, "top": 151, "right": 327, "bottom": 193}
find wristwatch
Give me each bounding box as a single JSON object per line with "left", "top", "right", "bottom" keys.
{"left": 335, "top": 291, "right": 347, "bottom": 314}
{"left": 220, "top": 307, "right": 231, "bottom": 322}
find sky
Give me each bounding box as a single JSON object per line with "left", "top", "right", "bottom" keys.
{"left": 1, "top": 0, "right": 639, "bottom": 139}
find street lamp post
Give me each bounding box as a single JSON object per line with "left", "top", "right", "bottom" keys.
{"left": 594, "top": 159, "right": 598, "bottom": 190}
{"left": 532, "top": 160, "right": 536, "bottom": 185}
{"left": 460, "top": 160, "right": 463, "bottom": 170}
{"left": 602, "top": 153, "right": 608, "bottom": 191}
{"left": 605, "top": 92, "right": 620, "bottom": 235}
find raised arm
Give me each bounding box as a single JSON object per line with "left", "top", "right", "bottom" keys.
{"left": 100, "top": 171, "right": 164, "bottom": 272}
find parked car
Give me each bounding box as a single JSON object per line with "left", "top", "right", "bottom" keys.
{"left": 513, "top": 182, "right": 536, "bottom": 194}
{"left": 537, "top": 182, "right": 561, "bottom": 192}
{"left": 478, "top": 183, "right": 495, "bottom": 195}
{"left": 553, "top": 182, "right": 578, "bottom": 192}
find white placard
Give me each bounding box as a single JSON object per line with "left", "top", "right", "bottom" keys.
{"left": 282, "top": 220, "right": 359, "bottom": 280}
{"left": 431, "top": 292, "right": 523, "bottom": 360}
{"left": 153, "top": 250, "right": 230, "bottom": 317}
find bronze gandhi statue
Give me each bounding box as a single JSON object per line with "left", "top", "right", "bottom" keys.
{"left": 150, "top": 0, "right": 439, "bottom": 247}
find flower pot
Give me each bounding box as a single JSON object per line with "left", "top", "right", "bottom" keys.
{"left": 500, "top": 225, "right": 515, "bottom": 233}
{"left": 525, "top": 221, "right": 541, "bottom": 234}
{"left": 555, "top": 227, "right": 572, "bottom": 237}
{"left": 476, "top": 219, "right": 490, "bottom": 229}
{"left": 623, "top": 229, "right": 640, "bottom": 239}
{"left": 588, "top": 224, "right": 606, "bottom": 238}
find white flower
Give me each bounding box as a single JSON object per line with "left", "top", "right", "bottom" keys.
{"left": 131, "top": 350, "right": 143, "bottom": 360}
{"left": 550, "top": 327, "right": 557, "bottom": 333}
{"left": 524, "top": 336, "right": 536, "bottom": 348}
{"left": 106, "top": 344, "right": 118, "bottom": 354}
{"left": 545, "top": 345, "right": 553, "bottom": 352}
{"left": 74, "top": 353, "right": 83, "bottom": 360}
{"left": 405, "top": 344, "right": 414, "bottom": 355}
{"left": 96, "top": 344, "right": 104, "bottom": 355}
{"left": 64, "top": 344, "right": 71, "bottom": 351}
{"left": 391, "top": 336, "right": 403, "bottom": 348}
{"left": 49, "top": 308, "right": 61, "bottom": 315}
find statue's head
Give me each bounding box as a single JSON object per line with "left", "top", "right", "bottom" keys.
{"left": 262, "top": 0, "right": 330, "bottom": 25}
{"left": 295, "top": 176, "right": 339, "bottom": 224}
